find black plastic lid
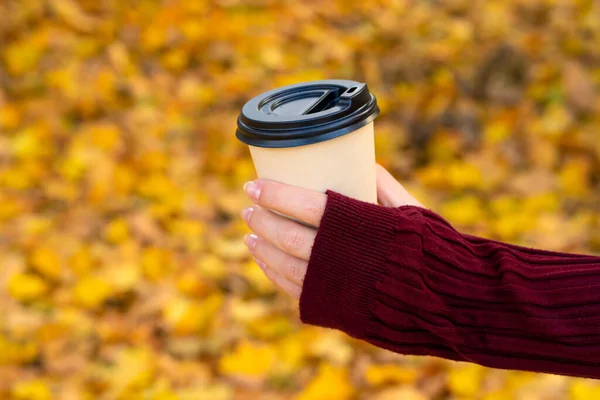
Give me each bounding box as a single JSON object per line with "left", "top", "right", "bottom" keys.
{"left": 236, "top": 79, "right": 380, "bottom": 148}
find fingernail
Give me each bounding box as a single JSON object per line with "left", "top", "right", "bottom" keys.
{"left": 241, "top": 207, "right": 254, "bottom": 223}
{"left": 254, "top": 257, "right": 266, "bottom": 269}
{"left": 245, "top": 233, "right": 258, "bottom": 251}
{"left": 243, "top": 181, "right": 261, "bottom": 201}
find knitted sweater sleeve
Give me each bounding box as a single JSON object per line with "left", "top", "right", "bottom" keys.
{"left": 299, "top": 191, "right": 600, "bottom": 379}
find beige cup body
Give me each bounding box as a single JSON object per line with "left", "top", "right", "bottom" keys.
{"left": 248, "top": 122, "right": 377, "bottom": 203}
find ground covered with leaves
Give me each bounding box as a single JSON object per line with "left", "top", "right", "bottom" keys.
{"left": 1, "top": 0, "right": 600, "bottom": 399}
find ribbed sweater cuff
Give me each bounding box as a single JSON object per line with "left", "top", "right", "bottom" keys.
{"left": 299, "top": 191, "right": 408, "bottom": 337}
{"left": 299, "top": 190, "right": 600, "bottom": 379}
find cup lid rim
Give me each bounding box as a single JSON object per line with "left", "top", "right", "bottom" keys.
{"left": 236, "top": 79, "right": 379, "bottom": 148}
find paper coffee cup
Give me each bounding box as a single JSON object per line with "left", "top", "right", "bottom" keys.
{"left": 236, "top": 79, "right": 380, "bottom": 204}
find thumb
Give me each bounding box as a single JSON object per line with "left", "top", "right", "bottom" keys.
{"left": 376, "top": 164, "right": 423, "bottom": 208}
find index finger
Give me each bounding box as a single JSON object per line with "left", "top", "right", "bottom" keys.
{"left": 243, "top": 180, "right": 327, "bottom": 227}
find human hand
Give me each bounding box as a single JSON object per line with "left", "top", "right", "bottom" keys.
{"left": 241, "top": 164, "right": 422, "bottom": 298}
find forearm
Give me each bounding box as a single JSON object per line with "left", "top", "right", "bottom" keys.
{"left": 300, "top": 191, "right": 600, "bottom": 379}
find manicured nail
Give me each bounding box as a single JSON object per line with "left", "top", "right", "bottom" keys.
{"left": 241, "top": 207, "right": 254, "bottom": 223}
{"left": 254, "top": 257, "right": 266, "bottom": 269}
{"left": 243, "top": 181, "right": 261, "bottom": 202}
{"left": 245, "top": 233, "right": 258, "bottom": 251}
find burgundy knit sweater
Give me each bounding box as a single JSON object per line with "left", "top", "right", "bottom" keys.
{"left": 299, "top": 191, "right": 600, "bottom": 379}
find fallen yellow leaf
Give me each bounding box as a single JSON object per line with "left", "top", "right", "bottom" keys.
{"left": 296, "top": 364, "right": 355, "bottom": 400}
{"left": 219, "top": 340, "right": 277, "bottom": 381}
{"left": 0, "top": 335, "right": 39, "bottom": 365}
{"left": 30, "top": 246, "right": 61, "bottom": 279}
{"left": 11, "top": 379, "right": 52, "bottom": 400}
{"left": 448, "top": 363, "right": 486, "bottom": 397}
{"left": 163, "top": 293, "right": 222, "bottom": 335}
{"left": 440, "top": 195, "right": 486, "bottom": 226}
{"left": 109, "top": 347, "right": 156, "bottom": 394}
{"left": 309, "top": 331, "right": 354, "bottom": 366}
{"left": 73, "top": 276, "right": 112, "bottom": 309}
{"left": 365, "top": 364, "right": 419, "bottom": 386}
{"left": 570, "top": 378, "right": 600, "bottom": 400}
{"left": 8, "top": 272, "right": 49, "bottom": 301}
{"left": 105, "top": 218, "right": 130, "bottom": 244}
{"left": 49, "top": 0, "right": 97, "bottom": 32}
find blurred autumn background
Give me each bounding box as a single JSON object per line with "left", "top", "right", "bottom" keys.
{"left": 2, "top": 0, "right": 600, "bottom": 399}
